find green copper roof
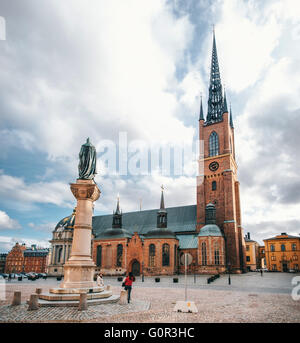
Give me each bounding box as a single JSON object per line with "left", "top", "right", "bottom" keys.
{"left": 95, "top": 228, "right": 132, "bottom": 239}
{"left": 177, "top": 234, "right": 198, "bottom": 249}
{"left": 198, "top": 224, "right": 223, "bottom": 237}
{"left": 92, "top": 205, "right": 197, "bottom": 238}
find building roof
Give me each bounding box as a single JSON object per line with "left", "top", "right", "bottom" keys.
{"left": 177, "top": 234, "right": 198, "bottom": 249}
{"left": 244, "top": 237, "right": 257, "bottom": 243}
{"left": 95, "top": 228, "right": 133, "bottom": 240}
{"left": 198, "top": 224, "right": 223, "bottom": 237}
{"left": 24, "top": 248, "right": 49, "bottom": 257}
{"left": 55, "top": 209, "right": 76, "bottom": 231}
{"left": 93, "top": 204, "right": 197, "bottom": 239}
{"left": 264, "top": 233, "right": 300, "bottom": 241}
{"left": 144, "top": 227, "right": 177, "bottom": 239}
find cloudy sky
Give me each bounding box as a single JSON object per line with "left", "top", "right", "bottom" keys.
{"left": 0, "top": 0, "right": 299, "bottom": 252}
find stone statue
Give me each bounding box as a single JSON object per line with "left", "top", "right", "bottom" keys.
{"left": 78, "top": 138, "right": 97, "bottom": 180}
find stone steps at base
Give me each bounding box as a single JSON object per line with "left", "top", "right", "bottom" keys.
{"left": 38, "top": 290, "right": 112, "bottom": 301}
{"left": 37, "top": 295, "right": 120, "bottom": 307}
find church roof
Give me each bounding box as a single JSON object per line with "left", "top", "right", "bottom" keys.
{"left": 177, "top": 234, "right": 198, "bottom": 249}
{"left": 198, "top": 224, "right": 223, "bottom": 237}
{"left": 95, "top": 228, "right": 132, "bottom": 239}
{"left": 144, "top": 228, "right": 177, "bottom": 239}
{"left": 92, "top": 204, "right": 197, "bottom": 239}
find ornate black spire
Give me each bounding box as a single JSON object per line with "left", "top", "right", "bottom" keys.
{"left": 199, "top": 95, "right": 204, "bottom": 121}
{"left": 157, "top": 185, "right": 167, "bottom": 228}
{"left": 207, "top": 29, "right": 223, "bottom": 123}
{"left": 112, "top": 196, "right": 122, "bottom": 228}
{"left": 230, "top": 104, "right": 234, "bottom": 128}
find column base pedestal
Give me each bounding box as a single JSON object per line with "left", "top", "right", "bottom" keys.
{"left": 59, "top": 261, "right": 96, "bottom": 289}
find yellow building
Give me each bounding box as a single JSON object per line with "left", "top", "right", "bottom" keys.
{"left": 244, "top": 233, "right": 260, "bottom": 271}
{"left": 264, "top": 233, "right": 300, "bottom": 272}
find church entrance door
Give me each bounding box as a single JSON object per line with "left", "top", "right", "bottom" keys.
{"left": 131, "top": 260, "right": 140, "bottom": 276}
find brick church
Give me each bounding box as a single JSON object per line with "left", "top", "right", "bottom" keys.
{"left": 50, "top": 31, "right": 247, "bottom": 276}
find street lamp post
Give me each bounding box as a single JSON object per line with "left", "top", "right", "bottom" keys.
{"left": 228, "top": 262, "right": 231, "bottom": 285}
{"left": 142, "top": 261, "right": 144, "bottom": 282}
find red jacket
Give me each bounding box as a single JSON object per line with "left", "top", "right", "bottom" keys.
{"left": 125, "top": 276, "right": 133, "bottom": 286}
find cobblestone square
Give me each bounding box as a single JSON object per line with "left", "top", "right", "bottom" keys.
{"left": 0, "top": 272, "right": 299, "bottom": 323}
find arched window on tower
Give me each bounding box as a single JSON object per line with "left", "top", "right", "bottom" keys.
{"left": 162, "top": 243, "right": 170, "bottom": 266}
{"left": 149, "top": 244, "right": 155, "bottom": 267}
{"left": 96, "top": 245, "right": 102, "bottom": 267}
{"left": 214, "top": 242, "right": 220, "bottom": 265}
{"left": 212, "top": 181, "right": 217, "bottom": 191}
{"left": 116, "top": 244, "right": 123, "bottom": 267}
{"left": 201, "top": 242, "right": 207, "bottom": 266}
{"left": 209, "top": 131, "right": 219, "bottom": 157}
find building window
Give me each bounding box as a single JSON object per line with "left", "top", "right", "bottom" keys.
{"left": 246, "top": 256, "right": 250, "bottom": 262}
{"left": 209, "top": 131, "right": 219, "bottom": 157}
{"left": 246, "top": 245, "right": 250, "bottom": 251}
{"left": 270, "top": 244, "right": 275, "bottom": 252}
{"left": 294, "top": 264, "right": 299, "bottom": 271}
{"left": 271, "top": 255, "right": 276, "bottom": 261}
{"left": 292, "top": 243, "right": 297, "bottom": 251}
{"left": 96, "top": 245, "right": 102, "bottom": 267}
{"left": 116, "top": 244, "right": 123, "bottom": 267}
{"left": 201, "top": 242, "right": 207, "bottom": 266}
{"left": 293, "top": 255, "right": 298, "bottom": 261}
{"left": 214, "top": 243, "right": 220, "bottom": 265}
{"left": 57, "top": 246, "right": 63, "bottom": 263}
{"left": 281, "top": 244, "right": 286, "bottom": 252}
{"left": 162, "top": 244, "right": 170, "bottom": 266}
{"left": 149, "top": 244, "right": 155, "bottom": 267}
{"left": 272, "top": 264, "right": 277, "bottom": 271}
{"left": 212, "top": 181, "right": 217, "bottom": 191}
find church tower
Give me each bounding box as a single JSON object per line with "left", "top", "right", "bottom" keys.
{"left": 197, "top": 30, "right": 246, "bottom": 273}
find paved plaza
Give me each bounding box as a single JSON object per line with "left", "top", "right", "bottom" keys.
{"left": 0, "top": 272, "right": 299, "bottom": 323}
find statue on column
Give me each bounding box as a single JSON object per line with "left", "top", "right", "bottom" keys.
{"left": 78, "top": 138, "right": 97, "bottom": 180}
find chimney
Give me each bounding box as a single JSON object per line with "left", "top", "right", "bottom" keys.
{"left": 31, "top": 244, "right": 37, "bottom": 250}
{"left": 247, "top": 232, "right": 250, "bottom": 240}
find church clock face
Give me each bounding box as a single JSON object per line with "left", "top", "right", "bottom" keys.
{"left": 209, "top": 161, "right": 219, "bottom": 172}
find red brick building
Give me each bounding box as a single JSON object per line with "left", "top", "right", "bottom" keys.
{"left": 52, "top": 31, "right": 247, "bottom": 276}
{"left": 5, "top": 243, "right": 49, "bottom": 274}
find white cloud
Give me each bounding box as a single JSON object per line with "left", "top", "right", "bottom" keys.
{"left": 0, "top": 170, "right": 74, "bottom": 209}
{"left": 0, "top": 211, "right": 20, "bottom": 230}
{"left": 0, "top": 235, "right": 50, "bottom": 253}
{"left": 1, "top": 0, "right": 194, "bottom": 161}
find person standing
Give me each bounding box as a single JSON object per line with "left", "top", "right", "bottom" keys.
{"left": 97, "top": 273, "right": 104, "bottom": 287}
{"left": 260, "top": 269, "right": 263, "bottom": 277}
{"left": 124, "top": 272, "right": 135, "bottom": 304}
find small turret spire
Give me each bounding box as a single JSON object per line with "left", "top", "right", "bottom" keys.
{"left": 199, "top": 94, "right": 204, "bottom": 121}
{"left": 112, "top": 195, "right": 122, "bottom": 228}
{"left": 159, "top": 185, "right": 165, "bottom": 210}
{"left": 230, "top": 103, "right": 234, "bottom": 128}
{"left": 223, "top": 88, "right": 228, "bottom": 114}
{"left": 115, "top": 194, "right": 121, "bottom": 215}
{"left": 157, "top": 185, "right": 167, "bottom": 228}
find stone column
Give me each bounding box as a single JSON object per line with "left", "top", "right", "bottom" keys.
{"left": 60, "top": 179, "right": 100, "bottom": 289}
